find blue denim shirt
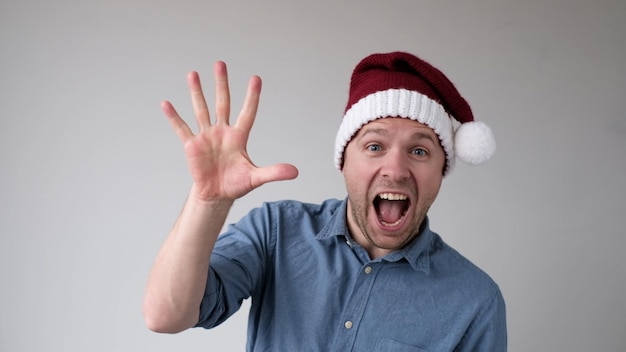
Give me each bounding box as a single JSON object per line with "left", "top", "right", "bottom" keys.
{"left": 196, "top": 198, "right": 506, "bottom": 351}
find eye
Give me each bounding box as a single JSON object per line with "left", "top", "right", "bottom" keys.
{"left": 367, "top": 144, "right": 382, "bottom": 152}
{"left": 411, "top": 148, "right": 428, "bottom": 156}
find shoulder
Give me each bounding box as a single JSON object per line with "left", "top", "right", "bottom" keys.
{"left": 237, "top": 198, "right": 344, "bottom": 232}
{"left": 430, "top": 233, "right": 502, "bottom": 297}
{"left": 257, "top": 198, "right": 344, "bottom": 217}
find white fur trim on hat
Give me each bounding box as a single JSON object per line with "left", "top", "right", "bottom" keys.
{"left": 334, "top": 88, "right": 455, "bottom": 173}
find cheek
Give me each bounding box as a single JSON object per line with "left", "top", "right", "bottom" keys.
{"left": 341, "top": 154, "right": 363, "bottom": 186}
{"left": 420, "top": 175, "right": 443, "bottom": 200}
{"left": 342, "top": 169, "right": 360, "bottom": 195}
{"left": 413, "top": 166, "right": 443, "bottom": 193}
{"left": 343, "top": 164, "right": 371, "bottom": 200}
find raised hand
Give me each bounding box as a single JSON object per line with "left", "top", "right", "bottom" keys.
{"left": 162, "top": 61, "right": 299, "bottom": 202}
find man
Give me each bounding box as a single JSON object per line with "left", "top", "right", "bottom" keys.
{"left": 143, "top": 51, "right": 506, "bottom": 351}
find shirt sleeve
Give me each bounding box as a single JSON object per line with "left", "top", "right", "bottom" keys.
{"left": 455, "top": 288, "right": 508, "bottom": 352}
{"left": 195, "top": 204, "right": 274, "bottom": 329}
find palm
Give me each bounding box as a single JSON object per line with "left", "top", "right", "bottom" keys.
{"left": 183, "top": 123, "right": 256, "bottom": 200}
{"left": 163, "top": 62, "right": 298, "bottom": 201}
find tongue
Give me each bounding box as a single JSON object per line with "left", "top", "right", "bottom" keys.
{"left": 378, "top": 200, "right": 404, "bottom": 224}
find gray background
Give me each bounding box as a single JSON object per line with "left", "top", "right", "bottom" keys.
{"left": 1, "top": 0, "right": 625, "bottom": 351}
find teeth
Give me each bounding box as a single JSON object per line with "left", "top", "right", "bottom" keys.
{"left": 378, "top": 193, "right": 407, "bottom": 201}
{"left": 381, "top": 219, "right": 403, "bottom": 226}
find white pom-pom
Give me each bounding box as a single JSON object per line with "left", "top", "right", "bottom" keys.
{"left": 454, "top": 121, "right": 496, "bottom": 165}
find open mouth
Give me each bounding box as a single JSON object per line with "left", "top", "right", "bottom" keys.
{"left": 374, "top": 193, "right": 410, "bottom": 227}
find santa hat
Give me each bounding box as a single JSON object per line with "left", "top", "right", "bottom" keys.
{"left": 334, "top": 51, "right": 496, "bottom": 175}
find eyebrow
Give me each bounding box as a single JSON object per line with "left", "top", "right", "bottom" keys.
{"left": 412, "top": 131, "right": 439, "bottom": 145}
{"left": 357, "top": 127, "right": 388, "bottom": 138}
{"left": 357, "top": 126, "right": 439, "bottom": 144}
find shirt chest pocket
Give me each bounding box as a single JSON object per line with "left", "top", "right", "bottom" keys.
{"left": 374, "top": 337, "right": 428, "bottom": 352}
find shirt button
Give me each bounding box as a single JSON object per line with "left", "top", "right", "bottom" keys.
{"left": 364, "top": 266, "right": 372, "bottom": 274}
{"left": 344, "top": 321, "right": 353, "bottom": 329}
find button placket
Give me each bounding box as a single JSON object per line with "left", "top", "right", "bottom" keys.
{"left": 332, "top": 262, "right": 380, "bottom": 350}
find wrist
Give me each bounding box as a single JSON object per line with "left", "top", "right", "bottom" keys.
{"left": 188, "top": 184, "right": 235, "bottom": 209}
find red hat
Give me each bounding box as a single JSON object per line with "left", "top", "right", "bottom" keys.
{"left": 334, "top": 51, "right": 496, "bottom": 174}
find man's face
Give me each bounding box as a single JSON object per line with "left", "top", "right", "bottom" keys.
{"left": 342, "top": 117, "right": 446, "bottom": 258}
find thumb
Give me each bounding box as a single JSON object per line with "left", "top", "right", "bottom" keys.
{"left": 252, "top": 163, "right": 299, "bottom": 188}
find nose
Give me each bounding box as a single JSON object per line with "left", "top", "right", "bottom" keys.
{"left": 380, "top": 149, "right": 410, "bottom": 181}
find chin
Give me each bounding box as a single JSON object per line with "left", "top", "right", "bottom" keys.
{"left": 370, "top": 231, "right": 414, "bottom": 250}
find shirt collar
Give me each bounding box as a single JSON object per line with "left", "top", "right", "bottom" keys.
{"left": 315, "top": 198, "right": 434, "bottom": 274}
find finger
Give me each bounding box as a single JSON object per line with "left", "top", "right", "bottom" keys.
{"left": 214, "top": 61, "right": 231, "bottom": 125}
{"left": 161, "top": 100, "right": 194, "bottom": 142}
{"left": 187, "top": 71, "right": 211, "bottom": 129}
{"left": 251, "top": 163, "right": 299, "bottom": 189}
{"left": 235, "top": 75, "right": 262, "bottom": 132}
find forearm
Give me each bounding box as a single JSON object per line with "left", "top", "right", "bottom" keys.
{"left": 143, "top": 186, "right": 234, "bottom": 333}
